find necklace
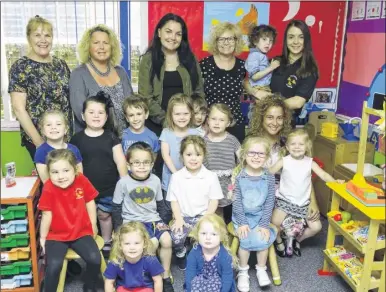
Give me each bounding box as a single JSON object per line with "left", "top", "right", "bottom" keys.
{"left": 89, "top": 59, "right": 111, "bottom": 77}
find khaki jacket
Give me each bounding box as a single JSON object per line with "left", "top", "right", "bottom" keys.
{"left": 138, "top": 52, "right": 204, "bottom": 125}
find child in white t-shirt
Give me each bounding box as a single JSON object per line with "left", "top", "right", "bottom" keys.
{"left": 166, "top": 135, "right": 223, "bottom": 270}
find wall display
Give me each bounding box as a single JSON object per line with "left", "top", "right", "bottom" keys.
{"left": 351, "top": 1, "right": 366, "bottom": 20}
{"left": 366, "top": 1, "right": 382, "bottom": 19}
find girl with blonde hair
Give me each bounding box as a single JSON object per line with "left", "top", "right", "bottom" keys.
{"left": 105, "top": 222, "right": 164, "bottom": 292}
{"left": 185, "top": 214, "right": 236, "bottom": 292}
{"left": 232, "top": 136, "right": 276, "bottom": 291}
{"left": 270, "top": 129, "right": 344, "bottom": 257}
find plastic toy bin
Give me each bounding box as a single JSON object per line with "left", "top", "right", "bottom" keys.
{"left": 1, "top": 205, "right": 27, "bottom": 221}
{"left": 0, "top": 233, "right": 29, "bottom": 249}
{"left": 0, "top": 260, "right": 32, "bottom": 276}
{"left": 1, "top": 219, "right": 28, "bottom": 234}
{"left": 1, "top": 246, "right": 30, "bottom": 262}
{"left": 1, "top": 273, "right": 33, "bottom": 289}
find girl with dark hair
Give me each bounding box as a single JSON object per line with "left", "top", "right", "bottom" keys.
{"left": 138, "top": 13, "right": 204, "bottom": 135}
{"left": 247, "top": 20, "right": 319, "bottom": 120}
{"left": 70, "top": 91, "right": 127, "bottom": 257}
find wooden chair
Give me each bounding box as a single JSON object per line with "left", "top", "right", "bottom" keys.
{"left": 56, "top": 235, "right": 107, "bottom": 292}
{"left": 227, "top": 222, "right": 282, "bottom": 286}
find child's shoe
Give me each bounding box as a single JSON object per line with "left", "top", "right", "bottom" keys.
{"left": 236, "top": 265, "right": 250, "bottom": 292}
{"left": 293, "top": 239, "right": 301, "bottom": 257}
{"left": 176, "top": 247, "right": 187, "bottom": 270}
{"left": 256, "top": 265, "right": 271, "bottom": 287}
{"left": 163, "top": 277, "right": 174, "bottom": 292}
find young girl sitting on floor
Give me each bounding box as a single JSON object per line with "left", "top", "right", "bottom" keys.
{"left": 159, "top": 93, "right": 199, "bottom": 223}
{"left": 185, "top": 214, "right": 237, "bottom": 292}
{"left": 204, "top": 103, "right": 241, "bottom": 224}
{"left": 71, "top": 91, "right": 127, "bottom": 256}
{"left": 38, "top": 149, "right": 101, "bottom": 292}
{"left": 111, "top": 142, "right": 174, "bottom": 292}
{"left": 232, "top": 136, "right": 277, "bottom": 291}
{"left": 166, "top": 135, "right": 223, "bottom": 271}
{"left": 270, "top": 129, "right": 344, "bottom": 257}
{"left": 104, "top": 222, "right": 164, "bottom": 292}
{"left": 34, "top": 110, "right": 83, "bottom": 183}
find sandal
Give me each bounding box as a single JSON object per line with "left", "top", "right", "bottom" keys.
{"left": 273, "top": 239, "right": 286, "bottom": 257}
{"left": 293, "top": 239, "right": 301, "bottom": 257}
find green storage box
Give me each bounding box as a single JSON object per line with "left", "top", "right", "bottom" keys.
{"left": 0, "top": 233, "right": 29, "bottom": 249}
{"left": 1, "top": 205, "right": 27, "bottom": 221}
{"left": 0, "top": 261, "right": 31, "bottom": 276}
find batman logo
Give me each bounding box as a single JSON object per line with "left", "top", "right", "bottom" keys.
{"left": 129, "top": 187, "right": 155, "bottom": 204}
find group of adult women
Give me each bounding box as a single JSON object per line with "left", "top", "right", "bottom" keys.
{"left": 9, "top": 14, "right": 319, "bottom": 222}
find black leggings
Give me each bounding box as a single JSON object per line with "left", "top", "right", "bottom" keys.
{"left": 44, "top": 235, "right": 101, "bottom": 291}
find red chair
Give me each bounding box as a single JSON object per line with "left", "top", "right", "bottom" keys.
{"left": 312, "top": 157, "right": 324, "bottom": 181}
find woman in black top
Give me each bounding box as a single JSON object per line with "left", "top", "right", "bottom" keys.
{"left": 200, "top": 22, "right": 247, "bottom": 142}
{"left": 247, "top": 20, "right": 319, "bottom": 118}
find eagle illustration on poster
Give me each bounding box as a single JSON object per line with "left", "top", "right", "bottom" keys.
{"left": 203, "top": 2, "right": 270, "bottom": 51}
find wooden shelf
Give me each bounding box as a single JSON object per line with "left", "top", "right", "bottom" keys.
{"left": 2, "top": 287, "right": 35, "bottom": 292}
{"left": 328, "top": 218, "right": 385, "bottom": 253}
{"left": 323, "top": 251, "right": 380, "bottom": 291}
{"left": 326, "top": 182, "right": 385, "bottom": 220}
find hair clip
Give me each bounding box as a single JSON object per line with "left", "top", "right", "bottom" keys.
{"left": 35, "top": 15, "right": 40, "bottom": 18}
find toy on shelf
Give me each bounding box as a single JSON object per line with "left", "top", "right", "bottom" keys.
{"left": 339, "top": 117, "right": 361, "bottom": 141}
{"left": 321, "top": 122, "right": 338, "bottom": 138}
{"left": 346, "top": 173, "right": 385, "bottom": 206}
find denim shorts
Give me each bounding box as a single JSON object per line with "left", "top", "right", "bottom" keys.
{"left": 143, "top": 221, "right": 170, "bottom": 240}
{"left": 95, "top": 197, "right": 113, "bottom": 213}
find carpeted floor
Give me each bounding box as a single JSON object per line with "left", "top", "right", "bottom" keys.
{"left": 63, "top": 217, "right": 351, "bottom": 292}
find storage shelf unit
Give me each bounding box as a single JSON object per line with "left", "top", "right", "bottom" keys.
{"left": 1, "top": 177, "right": 41, "bottom": 292}
{"left": 321, "top": 102, "right": 385, "bottom": 292}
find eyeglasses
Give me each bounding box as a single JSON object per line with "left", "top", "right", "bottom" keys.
{"left": 129, "top": 161, "right": 153, "bottom": 167}
{"left": 246, "top": 151, "right": 266, "bottom": 158}
{"left": 217, "top": 37, "right": 237, "bottom": 44}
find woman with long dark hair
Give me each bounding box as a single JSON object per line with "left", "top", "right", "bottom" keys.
{"left": 138, "top": 13, "right": 204, "bottom": 134}
{"left": 247, "top": 20, "right": 319, "bottom": 120}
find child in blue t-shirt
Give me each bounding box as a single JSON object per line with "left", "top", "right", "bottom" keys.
{"left": 121, "top": 94, "right": 160, "bottom": 155}
{"left": 104, "top": 222, "right": 165, "bottom": 292}
{"left": 34, "top": 110, "right": 83, "bottom": 183}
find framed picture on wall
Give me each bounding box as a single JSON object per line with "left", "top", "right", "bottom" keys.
{"left": 313, "top": 88, "right": 337, "bottom": 104}
{"left": 366, "top": 1, "right": 382, "bottom": 19}
{"left": 382, "top": 1, "right": 386, "bottom": 18}
{"left": 351, "top": 1, "right": 366, "bottom": 21}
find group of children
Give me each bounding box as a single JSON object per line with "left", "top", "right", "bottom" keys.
{"left": 34, "top": 24, "right": 344, "bottom": 292}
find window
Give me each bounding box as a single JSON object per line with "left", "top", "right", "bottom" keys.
{"left": 1, "top": 1, "right": 121, "bottom": 130}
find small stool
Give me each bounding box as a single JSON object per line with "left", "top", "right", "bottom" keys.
{"left": 227, "top": 222, "right": 281, "bottom": 286}
{"left": 56, "top": 235, "right": 107, "bottom": 292}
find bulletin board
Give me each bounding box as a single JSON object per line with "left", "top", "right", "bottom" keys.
{"left": 337, "top": 1, "right": 386, "bottom": 118}
{"left": 148, "top": 1, "right": 347, "bottom": 103}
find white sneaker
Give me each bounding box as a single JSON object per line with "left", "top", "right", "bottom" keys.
{"left": 256, "top": 266, "right": 271, "bottom": 287}
{"left": 237, "top": 266, "right": 250, "bottom": 292}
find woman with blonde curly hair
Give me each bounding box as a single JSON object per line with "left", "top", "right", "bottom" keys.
{"left": 104, "top": 222, "right": 165, "bottom": 292}
{"left": 185, "top": 214, "right": 237, "bottom": 292}
{"left": 70, "top": 24, "right": 133, "bottom": 134}
{"left": 200, "top": 22, "right": 247, "bottom": 143}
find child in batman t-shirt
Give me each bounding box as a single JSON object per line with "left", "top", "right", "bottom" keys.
{"left": 111, "top": 142, "right": 174, "bottom": 289}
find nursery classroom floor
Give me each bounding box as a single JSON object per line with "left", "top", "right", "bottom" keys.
{"left": 63, "top": 217, "right": 352, "bottom": 292}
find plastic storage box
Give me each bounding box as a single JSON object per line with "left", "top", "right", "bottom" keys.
{"left": 1, "top": 273, "right": 33, "bottom": 289}
{"left": 0, "top": 260, "right": 32, "bottom": 276}
{"left": 1, "top": 246, "right": 30, "bottom": 262}
{"left": 1, "top": 219, "right": 28, "bottom": 234}
{"left": 0, "top": 233, "right": 29, "bottom": 248}
{"left": 1, "top": 205, "right": 27, "bottom": 221}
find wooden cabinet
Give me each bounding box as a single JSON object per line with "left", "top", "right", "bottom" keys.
{"left": 313, "top": 135, "right": 374, "bottom": 216}
{"left": 1, "top": 177, "right": 41, "bottom": 292}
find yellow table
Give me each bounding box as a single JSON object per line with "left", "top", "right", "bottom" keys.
{"left": 321, "top": 182, "right": 385, "bottom": 292}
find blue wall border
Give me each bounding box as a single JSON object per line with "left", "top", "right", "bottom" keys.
{"left": 119, "top": 1, "right": 130, "bottom": 77}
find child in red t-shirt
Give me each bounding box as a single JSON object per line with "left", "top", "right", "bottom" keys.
{"left": 39, "top": 149, "right": 101, "bottom": 292}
